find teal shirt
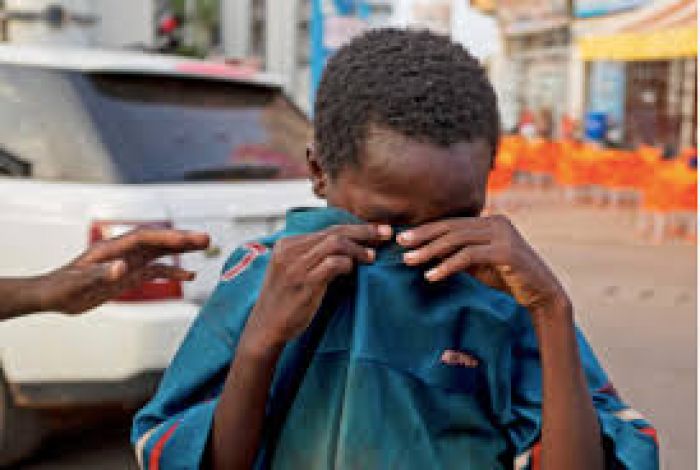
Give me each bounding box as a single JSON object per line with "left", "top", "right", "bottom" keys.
{"left": 132, "top": 207, "right": 659, "bottom": 469}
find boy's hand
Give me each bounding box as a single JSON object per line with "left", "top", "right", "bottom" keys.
{"left": 244, "top": 224, "right": 392, "bottom": 352}
{"left": 398, "top": 215, "right": 569, "bottom": 313}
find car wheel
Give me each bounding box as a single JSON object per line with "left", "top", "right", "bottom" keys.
{"left": 0, "top": 375, "right": 46, "bottom": 467}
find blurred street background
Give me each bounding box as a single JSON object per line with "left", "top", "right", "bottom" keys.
{"left": 0, "top": 0, "right": 696, "bottom": 469}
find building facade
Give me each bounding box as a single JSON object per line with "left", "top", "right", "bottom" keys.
{"left": 495, "top": 0, "right": 573, "bottom": 137}
{"left": 573, "top": 0, "right": 697, "bottom": 149}
{"left": 1, "top": 0, "right": 158, "bottom": 49}
{"left": 221, "top": 0, "right": 318, "bottom": 113}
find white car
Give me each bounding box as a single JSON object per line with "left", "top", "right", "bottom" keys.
{"left": 0, "top": 45, "right": 320, "bottom": 464}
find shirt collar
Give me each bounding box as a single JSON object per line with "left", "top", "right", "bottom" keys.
{"left": 283, "top": 206, "right": 417, "bottom": 265}
{"left": 284, "top": 206, "right": 364, "bottom": 235}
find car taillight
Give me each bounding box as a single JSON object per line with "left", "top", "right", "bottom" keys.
{"left": 89, "top": 220, "right": 183, "bottom": 302}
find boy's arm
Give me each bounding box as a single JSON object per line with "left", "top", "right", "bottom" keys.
{"left": 530, "top": 298, "right": 605, "bottom": 469}
{"left": 397, "top": 215, "right": 605, "bottom": 470}
{"left": 211, "top": 223, "right": 392, "bottom": 469}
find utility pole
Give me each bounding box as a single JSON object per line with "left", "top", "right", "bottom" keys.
{"left": 221, "top": 0, "right": 251, "bottom": 59}
{"left": 184, "top": 0, "right": 196, "bottom": 47}
{"left": 266, "top": 0, "right": 298, "bottom": 93}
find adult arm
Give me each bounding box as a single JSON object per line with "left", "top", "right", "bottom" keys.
{"left": 0, "top": 228, "right": 209, "bottom": 321}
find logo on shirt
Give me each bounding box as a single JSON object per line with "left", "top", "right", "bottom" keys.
{"left": 440, "top": 349, "right": 480, "bottom": 368}
{"left": 221, "top": 242, "right": 268, "bottom": 282}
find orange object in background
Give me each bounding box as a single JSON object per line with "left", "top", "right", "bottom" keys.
{"left": 487, "top": 167, "right": 514, "bottom": 193}
{"left": 516, "top": 138, "right": 558, "bottom": 176}
{"left": 490, "top": 137, "right": 696, "bottom": 221}
{"left": 637, "top": 145, "right": 663, "bottom": 165}
{"left": 487, "top": 137, "right": 518, "bottom": 193}
{"left": 641, "top": 160, "right": 697, "bottom": 212}
{"left": 554, "top": 139, "right": 584, "bottom": 187}
{"left": 679, "top": 147, "right": 698, "bottom": 166}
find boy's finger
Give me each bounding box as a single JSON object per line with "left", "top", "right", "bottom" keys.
{"left": 403, "top": 229, "right": 492, "bottom": 266}
{"left": 425, "top": 245, "right": 494, "bottom": 282}
{"left": 397, "top": 218, "right": 487, "bottom": 247}
{"left": 307, "top": 255, "right": 354, "bottom": 285}
{"left": 302, "top": 234, "right": 375, "bottom": 269}
{"left": 326, "top": 224, "right": 393, "bottom": 243}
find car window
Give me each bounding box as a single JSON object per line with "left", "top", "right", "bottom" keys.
{"left": 75, "top": 73, "right": 310, "bottom": 183}
{"left": 0, "top": 66, "right": 117, "bottom": 182}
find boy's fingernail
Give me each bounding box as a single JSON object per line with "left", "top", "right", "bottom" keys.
{"left": 397, "top": 231, "right": 412, "bottom": 244}
{"left": 377, "top": 225, "right": 392, "bottom": 238}
{"left": 403, "top": 251, "right": 417, "bottom": 263}
{"left": 366, "top": 248, "right": 376, "bottom": 260}
{"left": 425, "top": 268, "right": 438, "bottom": 281}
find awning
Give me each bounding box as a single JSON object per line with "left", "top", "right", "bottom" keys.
{"left": 577, "top": 0, "right": 697, "bottom": 61}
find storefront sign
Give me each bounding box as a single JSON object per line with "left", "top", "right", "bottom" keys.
{"left": 310, "top": 0, "right": 371, "bottom": 109}
{"left": 574, "top": 0, "right": 648, "bottom": 18}
{"left": 497, "top": 0, "right": 569, "bottom": 35}
{"left": 410, "top": 0, "right": 452, "bottom": 35}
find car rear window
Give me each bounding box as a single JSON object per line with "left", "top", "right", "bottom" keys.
{"left": 76, "top": 72, "right": 310, "bottom": 183}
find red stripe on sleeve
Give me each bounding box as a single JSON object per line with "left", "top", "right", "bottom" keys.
{"left": 245, "top": 241, "right": 269, "bottom": 254}
{"left": 639, "top": 426, "right": 659, "bottom": 445}
{"left": 531, "top": 440, "right": 542, "bottom": 469}
{"left": 148, "top": 421, "right": 180, "bottom": 470}
{"left": 221, "top": 251, "right": 257, "bottom": 281}
{"left": 596, "top": 382, "right": 619, "bottom": 397}
{"left": 221, "top": 242, "right": 269, "bottom": 282}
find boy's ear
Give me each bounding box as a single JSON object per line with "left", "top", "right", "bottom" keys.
{"left": 306, "top": 143, "right": 328, "bottom": 199}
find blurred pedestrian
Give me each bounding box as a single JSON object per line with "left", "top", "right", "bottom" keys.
{"left": 0, "top": 228, "right": 209, "bottom": 321}
{"left": 535, "top": 107, "right": 554, "bottom": 139}
{"left": 518, "top": 108, "right": 537, "bottom": 138}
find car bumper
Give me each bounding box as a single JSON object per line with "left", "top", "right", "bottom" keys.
{"left": 0, "top": 301, "right": 199, "bottom": 407}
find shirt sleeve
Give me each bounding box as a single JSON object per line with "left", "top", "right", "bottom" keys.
{"left": 504, "top": 308, "right": 660, "bottom": 470}
{"left": 131, "top": 242, "right": 270, "bottom": 470}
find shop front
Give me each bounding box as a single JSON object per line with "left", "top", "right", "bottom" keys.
{"left": 497, "top": 0, "right": 571, "bottom": 138}
{"left": 575, "top": 0, "right": 697, "bottom": 150}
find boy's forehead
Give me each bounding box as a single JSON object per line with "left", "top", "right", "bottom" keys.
{"left": 361, "top": 126, "right": 491, "bottom": 186}
{"left": 332, "top": 125, "right": 492, "bottom": 224}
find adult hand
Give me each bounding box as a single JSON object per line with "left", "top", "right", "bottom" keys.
{"left": 243, "top": 223, "right": 392, "bottom": 352}
{"left": 398, "top": 215, "right": 569, "bottom": 313}
{"left": 37, "top": 228, "right": 210, "bottom": 314}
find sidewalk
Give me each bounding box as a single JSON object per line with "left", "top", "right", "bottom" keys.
{"left": 506, "top": 189, "right": 696, "bottom": 470}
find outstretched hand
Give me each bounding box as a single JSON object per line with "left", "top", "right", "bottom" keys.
{"left": 38, "top": 228, "right": 210, "bottom": 314}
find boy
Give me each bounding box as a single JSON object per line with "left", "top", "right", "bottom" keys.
{"left": 132, "top": 29, "right": 658, "bottom": 469}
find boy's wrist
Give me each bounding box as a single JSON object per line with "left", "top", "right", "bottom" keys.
{"left": 239, "top": 323, "right": 286, "bottom": 361}
{"left": 529, "top": 294, "right": 574, "bottom": 327}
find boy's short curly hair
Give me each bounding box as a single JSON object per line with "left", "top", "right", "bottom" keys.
{"left": 313, "top": 28, "right": 500, "bottom": 176}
